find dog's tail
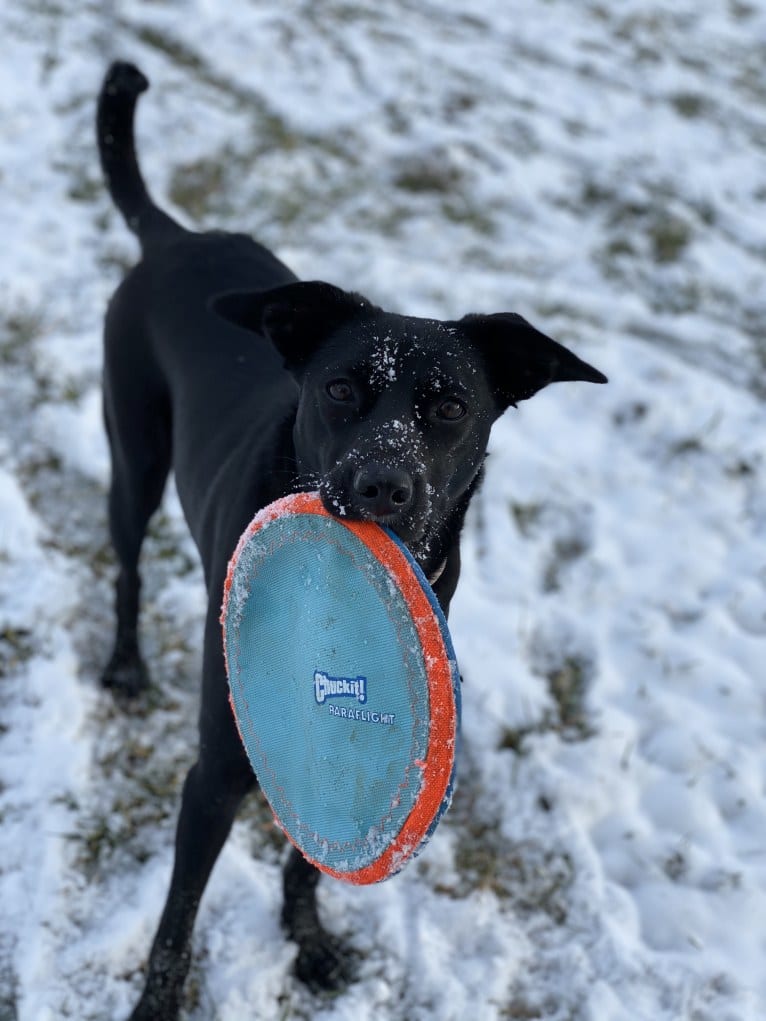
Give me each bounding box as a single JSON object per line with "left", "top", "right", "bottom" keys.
{"left": 97, "top": 61, "right": 184, "bottom": 249}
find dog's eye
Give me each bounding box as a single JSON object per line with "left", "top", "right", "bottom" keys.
{"left": 326, "top": 379, "right": 354, "bottom": 403}
{"left": 435, "top": 397, "right": 467, "bottom": 421}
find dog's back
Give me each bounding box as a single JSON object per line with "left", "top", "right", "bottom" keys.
{"left": 99, "top": 63, "right": 300, "bottom": 563}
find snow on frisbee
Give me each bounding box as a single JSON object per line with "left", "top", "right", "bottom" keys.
{"left": 221, "top": 491, "right": 460, "bottom": 884}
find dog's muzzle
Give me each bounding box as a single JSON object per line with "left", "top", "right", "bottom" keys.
{"left": 319, "top": 460, "right": 429, "bottom": 545}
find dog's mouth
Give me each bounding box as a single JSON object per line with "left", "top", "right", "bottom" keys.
{"left": 317, "top": 476, "right": 429, "bottom": 545}
{"left": 319, "top": 487, "right": 422, "bottom": 535}
{"left": 315, "top": 480, "right": 448, "bottom": 586}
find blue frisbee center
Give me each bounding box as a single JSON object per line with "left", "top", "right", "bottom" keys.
{"left": 224, "top": 512, "right": 430, "bottom": 873}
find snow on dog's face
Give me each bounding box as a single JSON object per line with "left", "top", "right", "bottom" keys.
{"left": 213, "top": 281, "right": 606, "bottom": 564}
{"left": 293, "top": 315, "right": 494, "bottom": 555}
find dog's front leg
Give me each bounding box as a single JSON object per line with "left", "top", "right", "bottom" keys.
{"left": 281, "top": 848, "right": 357, "bottom": 992}
{"left": 129, "top": 609, "right": 255, "bottom": 1020}
{"left": 129, "top": 753, "right": 254, "bottom": 1020}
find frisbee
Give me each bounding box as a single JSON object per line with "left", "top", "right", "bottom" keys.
{"left": 221, "top": 491, "right": 460, "bottom": 885}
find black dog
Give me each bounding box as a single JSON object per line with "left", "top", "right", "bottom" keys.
{"left": 97, "top": 61, "right": 606, "bottom": 1020}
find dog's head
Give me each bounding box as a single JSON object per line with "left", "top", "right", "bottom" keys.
{"left": 214, "top": 281, "right": 606, "bottom": 565}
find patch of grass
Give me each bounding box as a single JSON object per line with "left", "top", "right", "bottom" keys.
{"left": 734, "top": 56, "right": 766, "bottom": 104}
{"left": 67, "top": 172, "right": 103, "bottom": 204}
{"left": 500, "top": 654, "right": 595, "bottom": 752}
{"left": 145, "top": 512, "right": 197, "bottom": 574}
{"left": 603, "top": 236, "right": 637, "bottom": 259}
{"left": 451, "top": 818, "right": 516, "bottom": 897}
{"left": 133, "top": 24, "right": 206, "bottom": 75}
{"left": 451, "top": 818, "right": 574, "bottom": 924}
{"left": 70, "top": 776, "right": 179, "bottom": 879}
{"left": 580, "top": 179, "right": 614, "bottom": 208}
{"left": 612, "top": 401, "right": 648, "bottom": 427}
{"left": 648, "top": 277, "right": 702, "bottom": 316}
{"left": 581, "top": 176, "right": 696, "bottom": 278}
{"left": 498, "top": 723, "right": 540, "bottom": 755}
{"left": 546, "top": 656, "right": 593, "bottom": 737}
{"left": 441, "top": 198, "right": 497, "bottom": 235}
{"left": 648, "top": 214, "right": 691, "bottom": 263}
{"left": 69, "top": 673, "right": 196, "bottom": 877}
{"left": 670, "top": 92, "right": 706, "bottom": 118}
{"left": 725, "top": 456, "right": 757, "bottom": 478}
{"left": 69, "top": 813, "right": 122, "bottom": 876}
{"left": 730, "top": 0, "right": 757, "bottom": 18}
{"left": 664, "top": 849, "right": 688, "bottom": 881}
{"left": 168, "top": 157, "right": 227, "bottom": 222}
{"left": 440, "top": 770, "right": 575, "bottom": 919}
{"left": 667, "top": 435, "right": 704, "bottom": 458}
{"left": 393, "top": 152, "right": 462, "bottom": 194}
{"left": 510, "top": 502, "right": 544, "bottom": 537}
{"left": 608, "top": 200, "right": 691, "bottom": 264}
{"left": 502, "top": 994, "right": 583, "bottom": 1020}
{"left": 0, "top": 627, "right": 35, "bottom": 677}
{"left": 501, "top": 997, "right": 545, "bottom": 1019}
{"left": 0, "top": 308, "right": 45, "bottom": 363}
{"left": 542, "top": 536, "right": 590, "bottom": 593}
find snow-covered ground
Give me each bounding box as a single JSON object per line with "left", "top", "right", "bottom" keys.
{"left": 1, "top": 1, "right": 765, "bottom": 1018}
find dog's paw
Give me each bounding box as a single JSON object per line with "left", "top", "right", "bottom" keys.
{"left": 101, "top": 651, "right": 150, "bottom": 698}
{"left": 294, "top": 931, "right": 358, "bottom": 994}
{"left": 127, "top": 991, "right": 180, "bottom": 1021}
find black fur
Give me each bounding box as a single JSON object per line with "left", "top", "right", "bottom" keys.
{"left": 97, "top": 61, "right": 606, "bottom": 1020}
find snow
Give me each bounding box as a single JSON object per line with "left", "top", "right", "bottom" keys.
{"left": 1, "top": 0, "right": 765, "bottom": 1019}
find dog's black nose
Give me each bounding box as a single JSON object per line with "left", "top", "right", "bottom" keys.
{"left": 352, "top": 464, "right": 414, "bottom": 518}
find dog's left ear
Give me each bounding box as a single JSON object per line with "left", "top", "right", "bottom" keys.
{"left": 211, "top": 281, "right": 374, "bottom": 372}
{"left": 460, "top": 312, "right": 607, "bottom": 409}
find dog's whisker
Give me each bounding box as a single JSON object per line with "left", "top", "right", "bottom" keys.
{"left": 289, "top": 470, "right": 323, "bottom": 492}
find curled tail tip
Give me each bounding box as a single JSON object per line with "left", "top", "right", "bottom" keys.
{"left": 97, "top": 59, "right": 184, "bottom": 246}
{"left": 103, "top": 61, "right": 149, "bottom": 99}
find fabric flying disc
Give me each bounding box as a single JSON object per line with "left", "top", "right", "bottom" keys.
{"left": 221, "top": 491, "right": 460, "bottom": 885}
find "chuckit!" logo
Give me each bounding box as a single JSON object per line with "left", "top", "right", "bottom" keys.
{"left": 314, "top": 670, "right": 368, "bottom": 706}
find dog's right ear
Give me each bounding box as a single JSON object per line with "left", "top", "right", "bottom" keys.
{"left": 211, "top": 281, "right": 374, "bottom": 372}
